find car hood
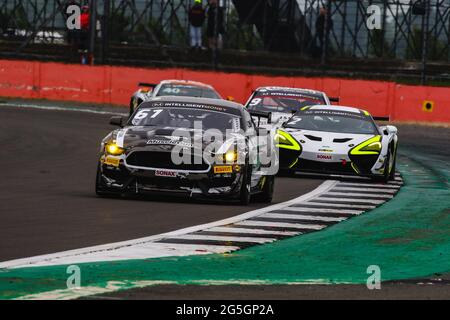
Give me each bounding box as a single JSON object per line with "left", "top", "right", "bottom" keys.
{"left": 283, "top": 128, "right": 377, "bottom": 153}
{"left": 107, "top": 126, "right": 239, "bottom": 152}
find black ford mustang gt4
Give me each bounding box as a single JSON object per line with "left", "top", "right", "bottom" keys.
{"left": 96, "top": 96, "right": 276, "bottom": 205}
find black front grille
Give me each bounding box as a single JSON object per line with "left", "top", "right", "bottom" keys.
{"left": 126, "top": 151, "right": 210, "bottom": 171}
{"left": 294, "top": 158, "right": 355, "bottom": 174}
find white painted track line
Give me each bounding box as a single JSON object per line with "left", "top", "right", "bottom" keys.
{"left": 324, "top": 192, "right": 393, "bottom": 199}
{"left": 260, "top": 213, "right": 346, "bottom": 222}
{"left": 206, "top": 227, "right": 299, "bottom": 236}
{"left": 236, "top": 220, "right": 326, "bottom": 230}
{"left": 297, "top": 201, "right": 376, "bottom": 210}
{"left": 316, "top": 197, "right": 385, "bottom": 204}
{"left": 167, "top": 234, "right": 276, "bottom": 244}
{"left": 280, "top": 206, "right": 363, "bottom": 215}
{"left": 337, "top": 182, "right": 400, "bottom": 189}
{"left": 1, "top": 243, "right": 241, "bottom": 267}
{"left": 332, "top": 187, "right": 398, "bottom": 193}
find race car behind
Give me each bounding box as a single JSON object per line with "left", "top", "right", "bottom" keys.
{"left": 130, "top": 79, "right": 222, "bottom": 116}
{"left": 245, "top": 86, "right": 337, "bottom": 127}
{"left": 275, "top": 105, "right": 398, "bottom": 182}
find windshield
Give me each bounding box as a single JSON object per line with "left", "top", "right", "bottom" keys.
{"left": 130, "top": 107, "right": 241, "bottom": 132}
{"left": 284, "top": 110, "right": 378, "bottom": 135}
{"left": 247, "top": 93, "right": 325, "bottom": 113}
{"left": 156, "top": 84, "right": 221, "bottom": 99}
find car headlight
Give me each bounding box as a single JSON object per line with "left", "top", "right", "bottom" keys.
{"left": 105, "top": 142, "right": 125, "bottom": 156}
{"left": 224, "top": 150, "right": 238, "bottom": 163}
{"left": 275, "top": 130, "right": 301, "bottom": 151}
{"left": 350, "top": 135, "right": 382, "bottom": 155}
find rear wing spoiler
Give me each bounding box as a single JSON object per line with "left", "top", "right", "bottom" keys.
{"left": 250, "top": 110, "right": 272, "bottom": 126}
{"left": 373, "top": 116, "right": 390, "bottom": 121}
{"left": 329, "top": 97, "right": 340, "bottom": 103}
{"left": 138, "top": 82, "right": 157, "bottom": 88}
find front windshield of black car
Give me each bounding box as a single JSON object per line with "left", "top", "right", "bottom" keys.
{"left": 130, "top": 107, "right": 241, "bottom": 132}
{"left": 156, "top": 84, "right": 221, "bottom": 99}
{"left": 247, "top": 92, "right": 325, "bottom": 113}
{"left": 284, "top": 109, "right": 378, "bottom": 135}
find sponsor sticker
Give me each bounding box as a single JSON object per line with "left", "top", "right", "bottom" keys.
{"left": 104, "top": 156, "right": 120, "bottom": 167}
{"left": 155, "top": 170, "right": 178, "bottom": 178}
{"left": 317, "top": 154, "right": 332, "bottom": 160}
{"left": 214, "top": 165, "right": 233, "bottom": 174}
{"left": 146, "top": 139, "right": 192, "bottom": 148}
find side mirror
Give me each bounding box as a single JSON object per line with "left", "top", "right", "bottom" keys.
{"left": 386, "top": 125, "right": 398, "bottom": 135}
{"left": 381, "top": 125, "right": 397, "bottom": 135}
{"left": 109, "top": 116, "right": 124, "bottom": 127}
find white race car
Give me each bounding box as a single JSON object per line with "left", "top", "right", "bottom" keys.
{"left": 275, "top": 105, "right": 398, "bottom": 182}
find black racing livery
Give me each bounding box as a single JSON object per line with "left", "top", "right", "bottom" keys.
{"left": 96, "top": 96, "right": 275, "bottom": 204}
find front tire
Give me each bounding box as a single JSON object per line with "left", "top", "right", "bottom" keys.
{"left": 255, "top": 175, "right": 274, "bottom": 203}
{"left": 389, "top": 145, "right": 397, "bottom": 180}
{"left": 239, "top": 166, "right": 252, "bottom": 205}
{"left": 95, "top": 164, "right": 120, "bottom": 197}
{"left": 373, "top": 147, "right": 393, "bottom": 183}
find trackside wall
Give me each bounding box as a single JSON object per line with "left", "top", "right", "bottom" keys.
{"left": 0, "top": 59, "right": 448, "bottom": 122}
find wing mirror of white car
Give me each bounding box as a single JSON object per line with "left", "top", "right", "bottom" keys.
{"left": 386, "top": 125, "right": 398, "bottom": 135}
{"left": 382, "top": 125, "right": 397, "bottom": 135}
{"left": 110, "top": 116, "right": 124, "bottom": 127}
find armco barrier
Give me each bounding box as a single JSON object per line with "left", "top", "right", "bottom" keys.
{"left": 0, "top": 59, "right": 448, "bottom": 122}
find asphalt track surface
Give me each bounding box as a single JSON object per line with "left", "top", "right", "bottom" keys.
{"left": 0, "top": 104, "right": 324, "bottom": 262}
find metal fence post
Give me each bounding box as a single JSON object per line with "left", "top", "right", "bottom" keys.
{"left": 89, "top": 0, "right": 97, "bottom": 65}
{"left": 321, "top": 0, "right": 332, "bottom": 65}
{"left": 101, "top": 0, "right": 110, "bottom": 64}
{"left": 421, "top": 0, "right": 430, "bottom": 85}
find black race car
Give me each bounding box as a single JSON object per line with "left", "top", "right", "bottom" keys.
{"left": 96, "top": 96, "right": 275, "bottom": 204}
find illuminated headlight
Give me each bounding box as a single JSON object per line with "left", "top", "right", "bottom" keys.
{"left": 350, "top": 136, "right": 382, "bottom": 155}
{"left": 105, "top": 142, "right": 125, "bottom": 156}
{"left": 275, "top": 130, "right": 301, "bottom": 151}
{"left": 224, "top": 150, "right": 238, "bottom": 163}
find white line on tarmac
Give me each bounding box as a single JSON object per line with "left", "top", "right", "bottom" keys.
{"left": 163, "top": 234, "right": 276, "bottom": 244}
{"left": 260, "top": 213, "right": 346, "bottom": 222}
{"left": 279, "top": 206, "right": 363, "bottom": 215}
{"left": 324, "top": 192, "right": 393, "bottom": 199}
{"left": 235, "top": 220, "right": 326, "bottom": 230}
{"left": 206, "top": 227, "right": 299, "bottom": 236}
{"left": 0, "top": 102, "right": 128, "bottom": 116}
